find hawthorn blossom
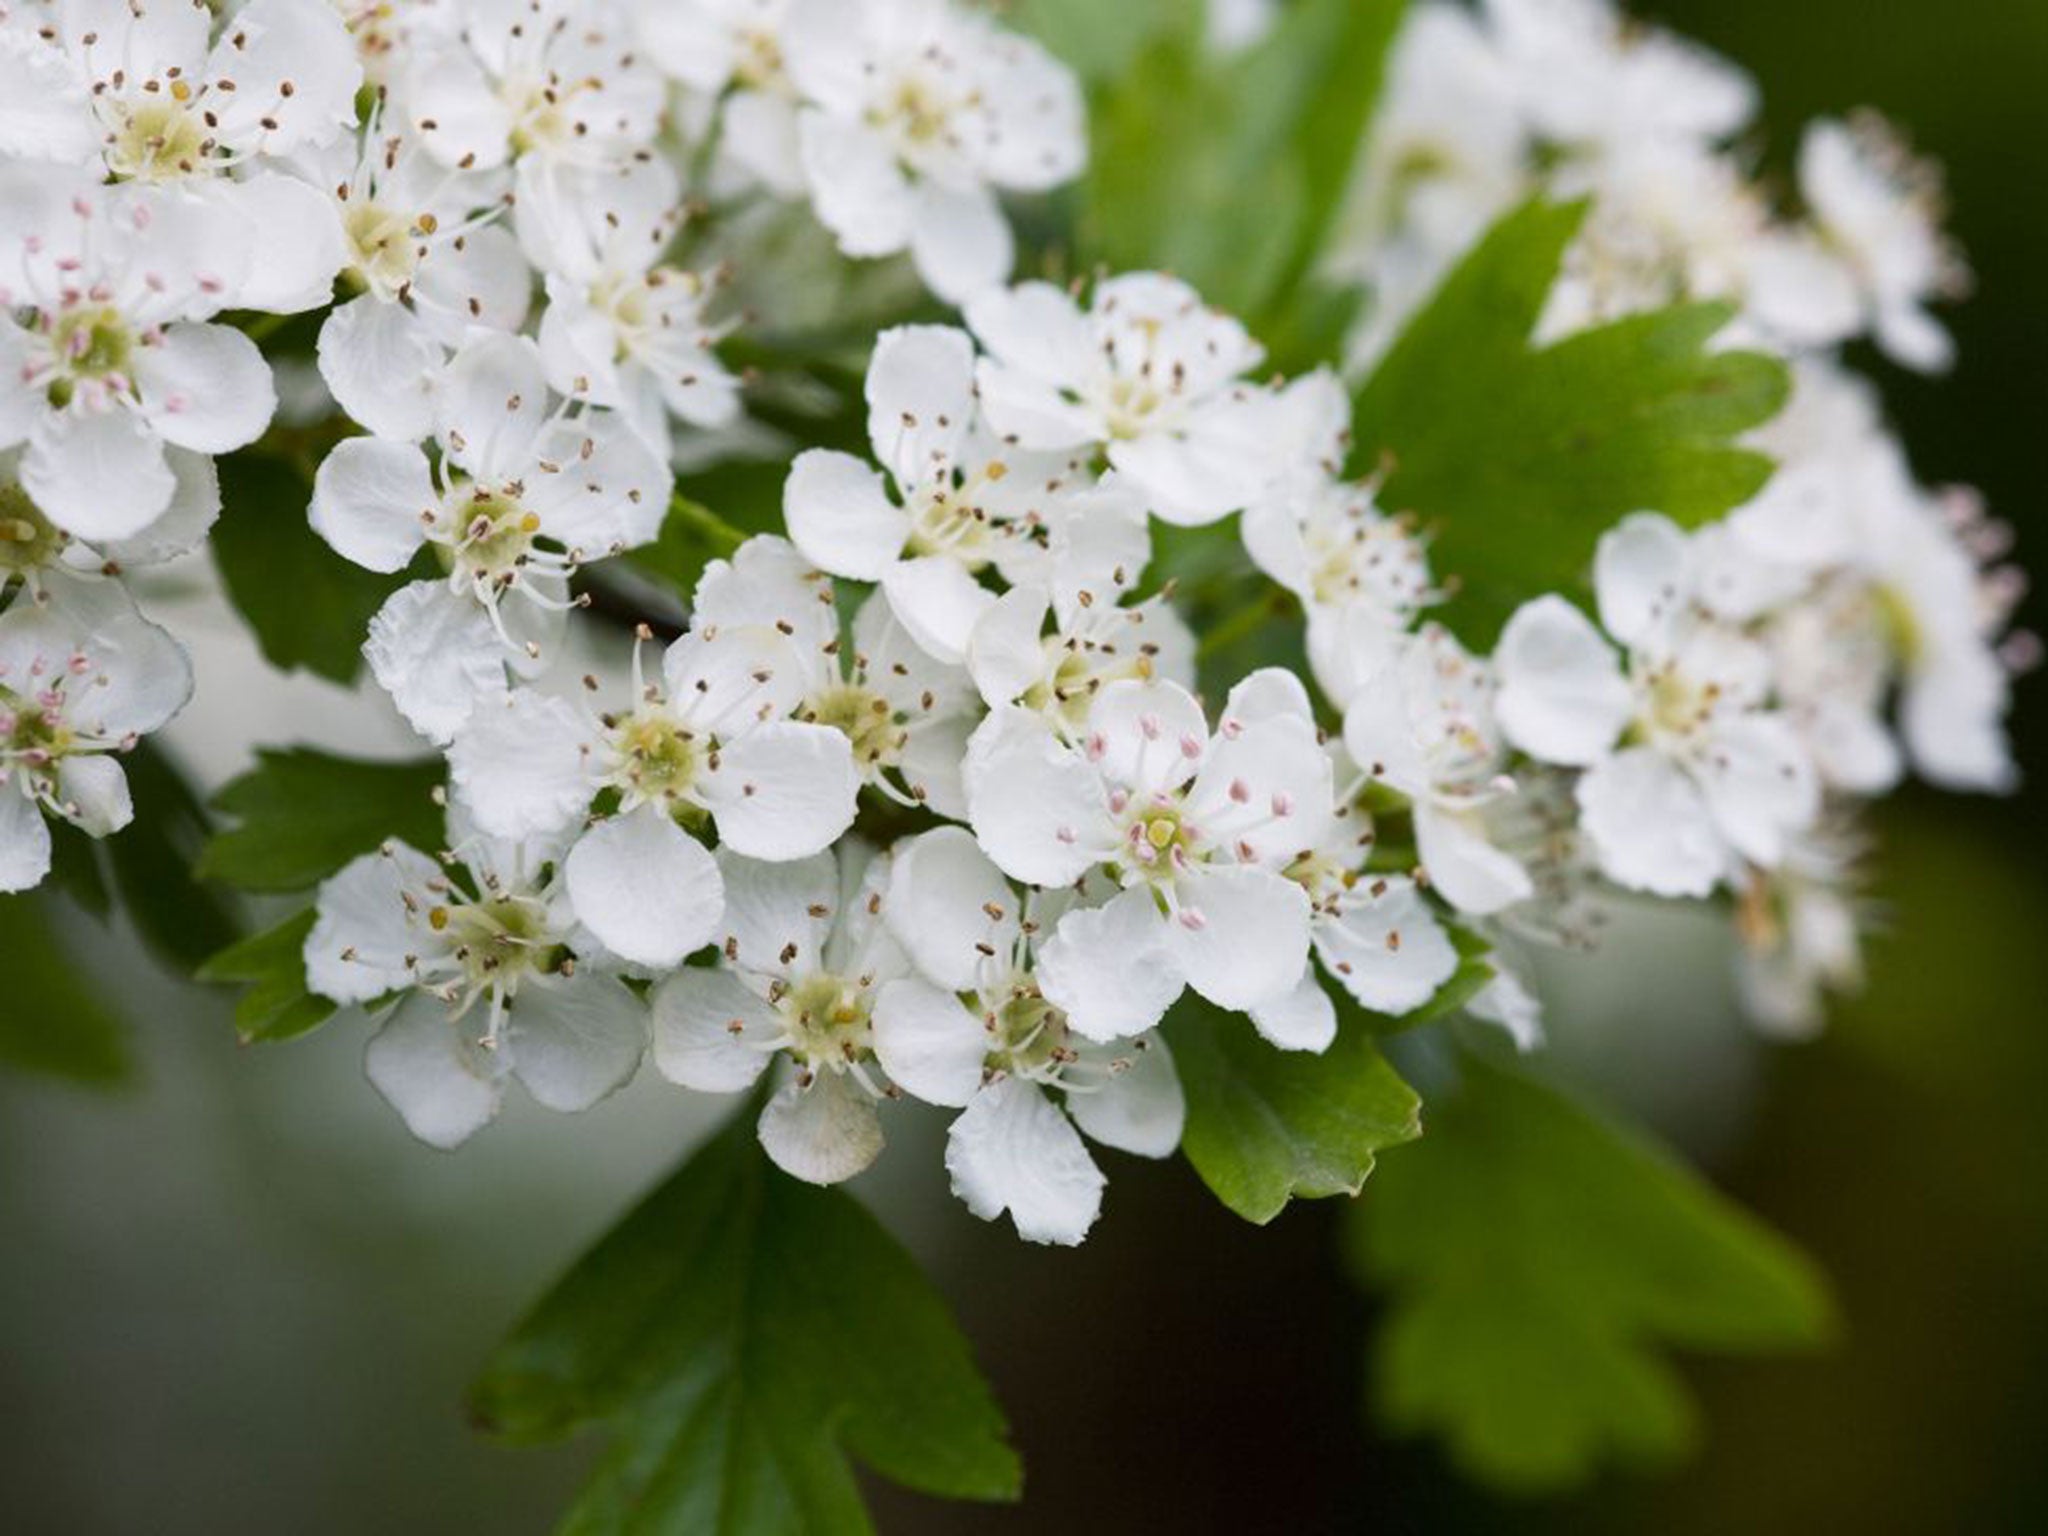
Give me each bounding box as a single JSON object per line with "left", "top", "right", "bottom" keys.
{"left": 302, "top": 122, "right": 531, "bottom": 441}
{"left": 0, "top": 575, "right": 191, "bottom": 891}
{"left": 784, "top": 323, "right": 1145, "bottom": 664}
{"left": 1336, "top": 622, "right": 1534, "bottom": 918}
{"left": 966, "top": 273, "right": 1292, "bottom": 526}
{"left": 636, "top": 0, "right": 805, "bottom": 196}
{"left": 651, "top": 842, "right": 909, "bottom": 1185}
{"left": 871, "top": 827, "right": 1184, "bottom": 1244}
{"left": 1797, "top": 114, "right": 1968, "bottom": 374}
{"left": 965, "top": 580, "right": 1195, "bottom": 741}
{"left": 12, "top": 0, "right": 362, "bottom": 312}
{"left": 0, "top": 168, "right": 274, "bottom": 540}
{"left": 779, "top": 0, "right": 1085, "bottom": 302}
{"left": 524, "top": 155, "right": 742, "bottom": 459}
{"left": 965, "top": 674, "right": 1331, "bottom": 1038}
{"left": 1216, "top": 671, "right": 1460, "bottom": 1050}
{"left": 0, "top": 441, "right": 219, "bottom": 591}
{"left": 447, "top": 619, "right": 860, "bottom": 968}
{"left": 308, "top": 330, "right": 671, "bottom": 742}
{"left": 1493, "top": 514, "right": 1820, "bottom": 898}
{"left": 305, "top": 813, "right": 648, "bottom": 1149}
{"left": 691, "top": 534, "right": 982, "bottom": 815}
{"left": 1732, "top": 825, "right": 1867, "bottom": 1041}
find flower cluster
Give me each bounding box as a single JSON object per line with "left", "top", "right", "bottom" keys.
{"left": 1, "top": 0, "right": 2027, "bottom": 1243}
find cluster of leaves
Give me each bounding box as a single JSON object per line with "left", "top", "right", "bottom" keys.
{"left": 0, "top": 0, "right": 1840, "bottom": 1526}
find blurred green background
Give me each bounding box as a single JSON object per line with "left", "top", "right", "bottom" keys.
{"left": 2, "top": 2, "right": 2043, "bottom": 1531}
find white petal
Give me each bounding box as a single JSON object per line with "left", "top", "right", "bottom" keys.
{"left": 872, "top": 978, "right": 988, "bottom": 1109}
{"left": 1036, "top": 886, "right": 1183, "bottom": 1043}
{"left": 965, "top": 583, "right": 1048, "bottom": 709}
{"left": 1694, "top": 716, "right": 1819, "bottom": 869}
{"left": 0, "top": 786, "right": 53, "bottom": 892}
{"left": 1594, "top": 512, "right": 1689, "bottom": 649}
{"left": 436, "top": 330, "right": 547, "bottom": 484}
{"left": 758, "top": 1070, "right": 884, "bottom": 1185}
{"left": 864, "top": 324, "right": 976, "bottom": 488}
{"left": 508, "top": 973, "right": 648, "bottom": 1112}
{"left": 94, "top": 449, "right": 219, "bottom": 565}
{"left": 650, "top": 966, "right": 780, "bottom": 1093}
{"left": 962, "top": 707, "right": 1112, "bottom": 886}
{"left": 317, "top": 296, "right": 445, "bottom": 443}
{"left": 1575, "top": 746, "right": 1727, "bottom": 898}
{"left": 880, "top": 556, "right": 994, "bottom": 666}
{"left": 699, "top": 719, "right": 860, "bottom": 861}
{"left": 310, "top": 437, "right": 435, "bottom": 573}
{"left": 1248, "top": 974, "right": 1338, "bottom": 1052}
{"left": 796, "top": 113, "right": 917, "bottom": 259}
{"left": 447, "top": 689, "right": 597, "bottom": 840}
{"left": 1066, "top": 1033, "right": 1185, "bottom": 1156}
{"left": 714, "top": 848, "right": 839, "bottom": 981}
{"left": 304, "top": 842, "right": 445, "bottom": 1004}
{"left": 362, "top": 581, "right": 507, "bottom": 744}
{"left": 945, "top": 1076, "right": 1103, "bottom": 1245}
{"left": 136, "top": 323, "right": 277, "bottom": 453}
{"left": 1085, "top": 678, "right": 1209, "bottom": 796}
{"left": 1314, "top": 876, "right": 1460, "bottom": 1016}
{"left": 1412, "top": 801, "right": 1532, "bottom": 917}
{"left": 22, "top": 407, "right": 175, "bottom": 540}
{"left": 1171, "top": 863, "right": 1312, "bottom": 1012}
{"left": 782, "top": 449, "right": 906, "bottom": 582}
{"left": 884, "top": 825, "right": 1019, "bottom": 993}
{"left": 52, "top": 754, "right": 132, "bottom": 837}
{"left": 202, "top": 0, "right": 362, "bottom": 153}
{"left": 564, "top": 806, "right": 725, "bottom": 970}
{"left": 1184, "top": 714, "right": 1335, "bottom": 866}
{"left": 208, "top": 174, "right": 347, "bottom": 314}
{"left": 1493, "top": 595, "right": 1631, "bottom": 766}
{"left": 908, "top": 181, "right": 1014, "bottom": 306}
{"left": 364, "top": 994, "right": 504, "bottom": 1150}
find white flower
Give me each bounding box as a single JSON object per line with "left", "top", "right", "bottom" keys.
{"left": 1337, "top": 622, "right": 1534, "bottom": 918}
{"left": 1, "top": 441, "right": 219, "bottom": 588}
{"left": 304, "top": 121, "right": 531, "bottom": 441}
{"left": 0, "top": 575, "right": 192, "bottom": 891}
{"left": 966, "top": 273, "right": 1292, "bottom": 526}
{"left": 636, "top": 0, "right": 805, "bottom": 196}
{"left": 779, "top": 0, "right": 1084, "bottom": 303}
{"left": 1480, "top": 0, "right": 1756, "bottom": 157}
{"left": 396, "top": 0, "right": 666, "bottom": 178}
{"left": 965, "top": 674, "right": 1331, "bottom": 1037}
{"left": 651, "top": 842, "right": 909, "bottom": 1186}
{"left": 871, "top": 827, "right": 1184, "bottom": 1244}
{"left": 965, "top": 579, "right": 1195, "bottom": 742}
{"left": 1797, "top": 114, "right": 1967, "bottom": 374}
{"left": 14, "top": 0, "right": 363, "bottom": 312}
{"left": 1214, "top": 672, "right": 1460, "bottom": 1050}
{"left": 526, "top": 155, "right": 742, "bottom": 458}
{"left": 448, "top": 621, "right": 861, "bottom": 968}
{"left": 309, "top": 330, "right": 671, "bottom": 742}
{"left": 1493, "top": 513, "right": 1821, "bottom": 898}
{"left": 1732, "top": 825, "right": 1865, "bottom": 1041}
{"left": 691, "top": 534, "right": 983, "bottom": 815}
{"left": 305, "top": 815, "right": 648, "bottom": 1149}
{"left": 785, "top": 323, "right": 1147, "bottom": 665}
{"left": 0, "top": 169, "right": 275, "bottom": 539}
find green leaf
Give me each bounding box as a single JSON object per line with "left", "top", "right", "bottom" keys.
{"left": 104, "top": 743, "right": 241, "bottom": 970}
{"left": 470, "top": 1113, "right": 1021, "bottom": 1534}
{"left": 624, "top": 492, "right": 750, "bottom": 604}
{"left": 212, "top": 450, "right": 405, "bottom": 684}
{"left": 1172, "top": 993, "right": 1422, "bottom": 1224}
{"left": 1350, "top": 1052, "right": 1833, "bottom": 1493}
{"left": 199, "top": 749, "right": 444, "bottom": 893}
{"left": 197, "top": 908, "right": 335, "bottom": 1044}
{"left": 1010, "top": 0, "right": 1195, "bottom": 82}
{"left": 1081, "top": 0, "right": 1407, "bottom": 348}
{"left": 1352, "top": 199, "right": 1791, "bottom": 644}
{"left": 0, "top": 892, "right": 129, "bottom": 1085}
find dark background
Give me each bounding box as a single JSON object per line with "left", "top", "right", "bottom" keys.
{"left": 2, "top": 2, "right": 2043, "bottom": 1531}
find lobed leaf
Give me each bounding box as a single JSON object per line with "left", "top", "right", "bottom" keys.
{"left": 0, "top": 892, "right": 130, "bottom": 1086}
{"left": 1349, "top": 1051, "right": 1833, "bottom": 1492}
{"left": 1351, "top": 199, "right": 1791, "bottom": 644}
{"left": 470, "top": 1112, "right": 1021, "bottom": 1534}
{"left": 196, "top": 908, "right": 335, "bottom": 1045}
